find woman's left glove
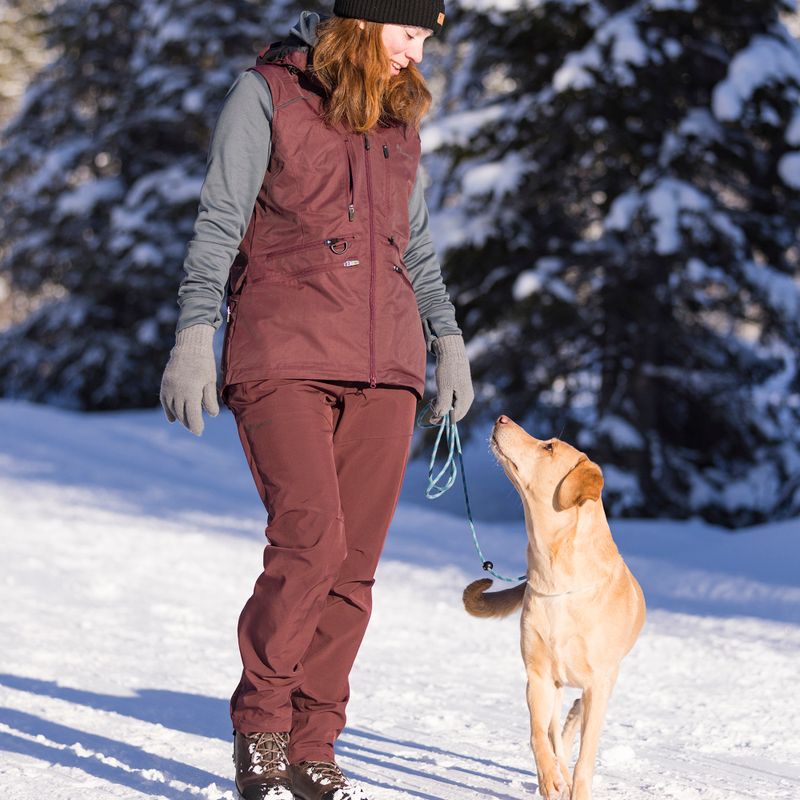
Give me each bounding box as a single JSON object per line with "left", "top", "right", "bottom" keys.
{"left": 431, "top": 334, "right": 474, "bottom": 423}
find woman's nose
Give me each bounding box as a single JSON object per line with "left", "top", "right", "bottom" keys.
{"left": 407, "top": 41, "right": 424, "bottom": 64}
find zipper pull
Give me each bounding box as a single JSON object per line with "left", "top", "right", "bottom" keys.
{"left": 364, "top": 133, "right": 371, "bottom": 150}
{"left": 348, "top": 204, "right": 355, "bottom": 221}
{"left": 383, "top": 144, "right": 389, "bottom": 158}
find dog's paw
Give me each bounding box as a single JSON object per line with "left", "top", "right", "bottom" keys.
{"left": 558, "top": 761, "right": 572, "bottom": 791}
{"left": 537, "top": 768, "right": 566, "bottom": 800}
{"left": 569, "top": 777, "right": 592, "bottom": 800}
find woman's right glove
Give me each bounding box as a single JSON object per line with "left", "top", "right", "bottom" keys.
{"left": 159, "top": 323, "right": 219, "bottom": 436}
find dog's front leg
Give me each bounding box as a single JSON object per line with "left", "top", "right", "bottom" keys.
{"left": 526, "top": 675, "right": 566, "bottom": 800}
{"left": 570, "top": 678, "right": 615, "bottom": 800}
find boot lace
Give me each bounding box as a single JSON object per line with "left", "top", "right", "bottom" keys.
{"left": 301, "top": 760, "right": 348, "bottom": 789}
{"left": 247, "top": 731, "right": 290, "bottom": 775}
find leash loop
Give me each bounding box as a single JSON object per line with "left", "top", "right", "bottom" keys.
{"left": 416, "top": 403, "right": 525, "bottom": 583}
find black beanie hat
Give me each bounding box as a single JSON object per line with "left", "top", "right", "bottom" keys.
{"left": 333, "top": 0, "right": 446, "bottom": 35}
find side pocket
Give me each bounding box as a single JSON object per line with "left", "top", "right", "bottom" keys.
{"left": 391, "top": 262, "right": 415, "bottom": 293}
{"left": 221, "top": 299, "right": 237, "bottom": 385}
{"left": 388, "top": 237, "right": 413, "bottom": 288}
{"left": 221, "top": 274, "right": 244, "bottom": 404}
{"left": 249, "top": 234, "right": 360, "bottom": 285}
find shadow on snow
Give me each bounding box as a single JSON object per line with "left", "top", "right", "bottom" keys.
{"left": 0, "top": 674, "right": 532, "bottom": 799}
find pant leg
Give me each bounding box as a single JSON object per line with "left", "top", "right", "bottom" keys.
{"left": 227, "top": 378, "right": 349, "bottom": 734}
{"left": 288, "top": 384, "right": 417, "bottom": 762}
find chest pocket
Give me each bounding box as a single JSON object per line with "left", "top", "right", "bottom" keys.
{"left": 249, "top": 234, "right": 361, "bottom": 285}
{"left": 380, "top": 136, "right": 417, "bottom": 234}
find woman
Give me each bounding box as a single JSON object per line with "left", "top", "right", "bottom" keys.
{"left": 160, "top": 3, "right": 473, "bottom": 798}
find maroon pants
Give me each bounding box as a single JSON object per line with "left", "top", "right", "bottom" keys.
{"left": 226, "top": 378, "right": 416, "bottom": 762}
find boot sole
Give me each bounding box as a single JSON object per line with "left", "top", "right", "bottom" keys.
{"left": 237, "top": 787, "right": 295, "bottom": 800}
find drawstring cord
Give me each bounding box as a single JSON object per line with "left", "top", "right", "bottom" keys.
{"left": 416, "top": 403, "right": 526, "bottom": 583}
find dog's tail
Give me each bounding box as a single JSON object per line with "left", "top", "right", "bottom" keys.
{"left": 562, "top": 697, "right": 582, "bottom": 753}
{"left": 462, "top": 578, "right": 525, "bottom": 618}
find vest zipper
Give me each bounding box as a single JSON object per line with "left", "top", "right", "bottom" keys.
{"left": 345, "top": 138, "right": 356, "bottom": 222}
{"left": 364, "top": 132, "right": 377, "bottom": 388}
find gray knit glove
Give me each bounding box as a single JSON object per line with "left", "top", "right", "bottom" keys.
{"left": 431, "top": 334, "right": 474, "bottom": 423}
{"left": 159, "top": 324, "right": 219, "bottom": 436}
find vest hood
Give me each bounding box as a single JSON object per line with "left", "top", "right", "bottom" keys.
{"left": 290, "top": 10, "right": 324, "bottom": 47}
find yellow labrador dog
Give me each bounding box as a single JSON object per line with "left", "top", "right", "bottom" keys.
{"left": 464, "top": 415, "right": 645, "bottom": 800}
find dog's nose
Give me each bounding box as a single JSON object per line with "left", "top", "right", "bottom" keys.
{"left": 497, "top": 415, "right": 510, "bottom": 425}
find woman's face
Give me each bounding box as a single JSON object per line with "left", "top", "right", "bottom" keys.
{"left": 380, "top": 23, "right": 433, "bottom": 76}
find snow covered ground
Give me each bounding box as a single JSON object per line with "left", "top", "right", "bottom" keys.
{"left": 1, "top": 400, "right": 799, "bottom": 799}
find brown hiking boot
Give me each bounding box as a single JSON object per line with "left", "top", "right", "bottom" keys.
{"left": 232, "top": 730, "right": 293, "bottom": 800}
{"left": 289, "top": 760, "right": 368, "bottom": 800}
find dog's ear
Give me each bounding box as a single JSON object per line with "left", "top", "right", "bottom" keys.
{"left": 556, "top": 459, "right": 604, "bottom": 510}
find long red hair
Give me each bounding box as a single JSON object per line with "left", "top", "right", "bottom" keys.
{"left": 311, "top": 16, "right": 432, "bottom": 133}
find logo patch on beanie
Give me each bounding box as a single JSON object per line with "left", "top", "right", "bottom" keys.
{"left": 437, "top": 12, "right": 445, "bottom": 25}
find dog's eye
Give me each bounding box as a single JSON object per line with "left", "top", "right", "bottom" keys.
{"left": 543, "top": 443, "right": 554, "bottom": 452}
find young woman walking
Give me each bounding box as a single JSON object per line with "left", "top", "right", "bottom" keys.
{"left": 160, "top": 3, "right": 472, "bottom": 798}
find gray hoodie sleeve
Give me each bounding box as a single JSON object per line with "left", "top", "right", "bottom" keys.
{"left": 176, "top": 70, "right": 273, "bottom": 332}
{"left": 404, "top": 172, "right": 462, "bottom": 350}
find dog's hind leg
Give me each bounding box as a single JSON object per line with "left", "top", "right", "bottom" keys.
{"left": 570, "top": 678, "right": 615, "bottom": 800}
{"left": 526, "top": 676, "right": 566, "bottom": 800}
{"left": 549, "top": 687, "right": 572, "bottom": 792}
{"left": 561, "top": 697, "right": 581, "bottom": 758}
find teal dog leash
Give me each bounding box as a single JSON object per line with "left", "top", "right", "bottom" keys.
{"left": 416, "top": 403, "right": 526, "bottom": 583}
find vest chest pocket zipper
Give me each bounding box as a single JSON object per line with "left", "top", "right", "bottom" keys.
{"left": 345, "top": 138, "right": 356, "bottom": 222}
{"left": 383, "top": 139, "right": 391, "bottom": 215}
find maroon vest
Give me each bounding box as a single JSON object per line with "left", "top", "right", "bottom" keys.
{"left": 221, "top": 48, "right": 426, "bottom": 398}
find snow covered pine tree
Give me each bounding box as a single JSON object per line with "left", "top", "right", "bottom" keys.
{"left": 424, "top": 0, "right": 800, "bottom": 526}
{"left": 0, "top": 0, "right": 309, "bottom": 408}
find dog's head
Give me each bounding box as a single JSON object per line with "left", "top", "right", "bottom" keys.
{"left": 490, "top": 416, "right": 603, "bottom": 511}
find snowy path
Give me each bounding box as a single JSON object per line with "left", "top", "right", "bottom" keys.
{"left": 1, "top": 402, "right": 799, "bottom": 799}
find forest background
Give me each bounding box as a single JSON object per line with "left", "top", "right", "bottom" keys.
{"left": 2, "top": 0, "right": 800, "bottom": 528}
